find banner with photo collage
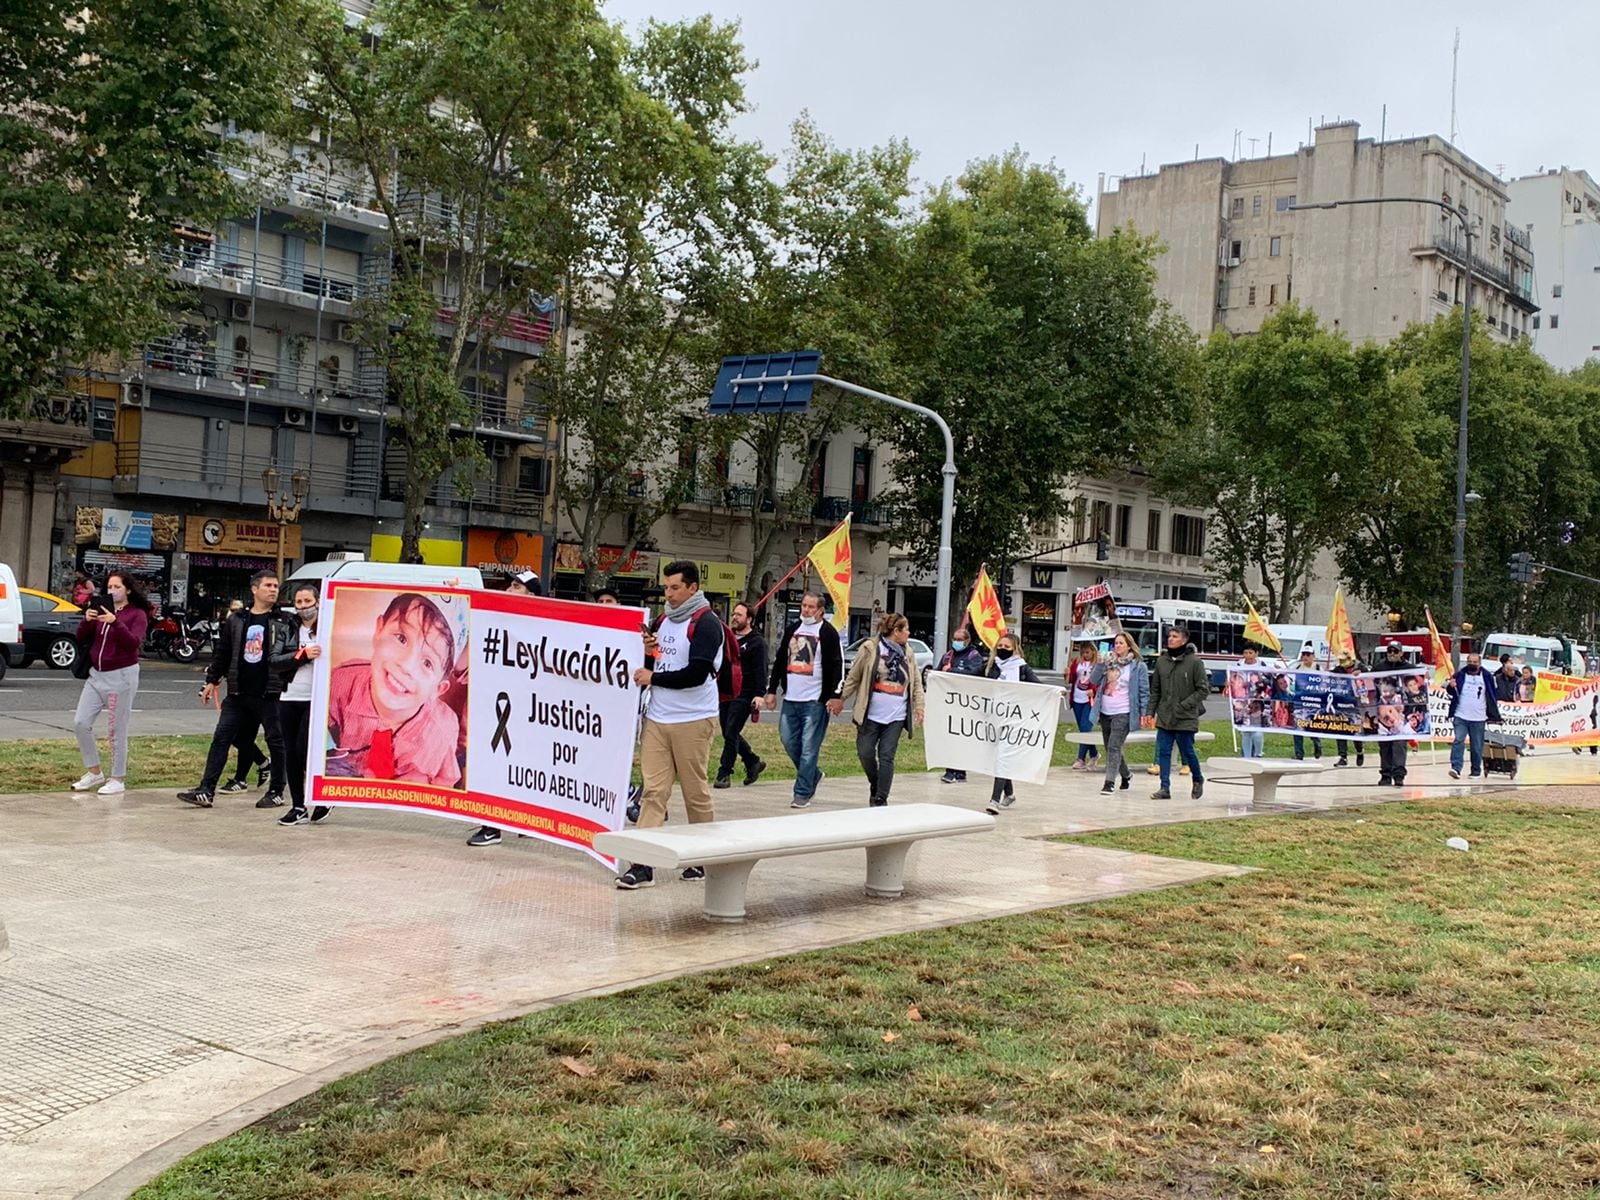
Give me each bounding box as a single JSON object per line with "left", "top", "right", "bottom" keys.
{"left": 1227, "top": 665, "right": 1432, "bottom": 741}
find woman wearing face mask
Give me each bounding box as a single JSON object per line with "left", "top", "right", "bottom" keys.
{"left": 275, "top": 584, "right": 330, "bottom": 826}
{"left": 1090, "top": 632, "right": 1149, "bottom": 794}
{"left": 984, "top": 633, "right": 1041, "bottom": 815}
{"left": 70, "top": 572, "right": 153, "bottom": 796}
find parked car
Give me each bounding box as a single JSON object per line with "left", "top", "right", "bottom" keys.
{"left": 842, "top": 635, "right": 935, "bottom": 685}
{"left": 19, "top": 586, "right": 82, "bottom": 671}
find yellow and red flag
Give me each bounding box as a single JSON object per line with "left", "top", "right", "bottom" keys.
{"left": 1243, "top": 596, "right": 1282, "bottom": 655}
{"left": 1424, "top": 605, "right": 1453, "bottom": 686}
{"left": 966, "top": 567, "right": 1008, "bottom": 650}
{"left": 1325, "top": 588, "right": 1356, "bottom": 663}
{"left": 806, "top": 515, "right": 852, "bottom": 632}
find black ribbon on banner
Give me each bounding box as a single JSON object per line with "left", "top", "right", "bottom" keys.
{"left": 491, "top": 691, "right": 513, "bottom": 754}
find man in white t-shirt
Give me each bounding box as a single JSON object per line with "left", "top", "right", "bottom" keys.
{"left": 616, "top": 561, "right": 726, "bottom": 890}
{"left": 764, "top": 592, "right": 843, "bottom": 808}
{"left": 1446, "top": 651, "right": 1501, "bottom": 780}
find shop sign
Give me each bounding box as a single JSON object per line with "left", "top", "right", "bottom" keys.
{"left": 466, "top": 528, "right": 544, "bottom": 581}
{"left": 659, "top": 558, "right": 747, "bottom": 595}
{"left": 553, "top": 543, "right": 660, "bottom": 579}
{"left": 369, "top": 533, "right": 462, "bottom": 567}
{"left": 101, "top": 509, "right": 154, "bottom": 551}
{"left": 81, "top": 549, "right": 166, "bottom": 577}
{"left": 185, "top": 517, "right": 302, "bottom": 558}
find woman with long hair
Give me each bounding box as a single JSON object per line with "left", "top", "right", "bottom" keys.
{"left": 71, "top": 572, "right": 152, "bottom": 796}
{"left": 275, "top": 582, "right": 330, "bottom": 826}
{"left": 1090, "top": 631, "right": 1149, "bottom": 794}
{"left": 839, "top": 611, "right": 925, "bottom": 807}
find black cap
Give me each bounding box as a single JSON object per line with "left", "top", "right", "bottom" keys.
{"left": 514, "top": 570, "right": 545, "bottom": 596}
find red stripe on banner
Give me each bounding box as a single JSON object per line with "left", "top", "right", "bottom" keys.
{"left": 470, "top": 590, "right": 646, "bottom": 630}
{"left": 311, "top": 776, "right": 609, "bottom": 844}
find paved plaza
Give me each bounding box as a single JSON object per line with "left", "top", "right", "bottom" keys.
{"left": 2, "top": 748, "right": 1595, "bottom": 1199}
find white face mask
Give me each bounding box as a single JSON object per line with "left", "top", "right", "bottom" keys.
{"left": 107, "top": 586, "right": 126, "bottom": 602}
{"left": 297, "top": 603, "right": 318, "bottom": 623}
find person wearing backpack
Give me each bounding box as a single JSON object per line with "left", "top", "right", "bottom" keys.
{"left": 616, "top": 560, "right": 728, "bottom": 890}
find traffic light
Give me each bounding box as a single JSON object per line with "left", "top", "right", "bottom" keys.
{"left": 1508, "top": 551, "right": 1534, "bottom": 584}
{"left": 1095, "top": 533, "right": 1110, "bottom": 562}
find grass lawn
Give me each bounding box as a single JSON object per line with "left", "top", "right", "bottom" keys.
{"left": 3, "top": 718, "right": 1299, "bottom": 795}
{"left": 135, "top": 797, "right": 1600, "bottom": 1199}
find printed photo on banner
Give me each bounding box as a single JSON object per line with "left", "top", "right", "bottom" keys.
{"left": 1070, "top": 582, "right": 1122, "bottom": 643}
{"left": 323, "top": 588, "right": 471, "bottom": 789}
{"left": 1227, "top": 665, "right": 1429, "bottom": 740}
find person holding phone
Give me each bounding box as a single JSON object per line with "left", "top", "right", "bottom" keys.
{"left": 70, "top": 573, "right": 152, "bottom": 796}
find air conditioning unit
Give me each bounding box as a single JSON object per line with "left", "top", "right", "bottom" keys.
{"left": 229, "top": 300, "right": 252, "bottom": 321}
{"left": 490, "top": 440, "right": 513, "bottom": 459}
{"left": 120, "top": 382, "right": 147, "bottom": 408}
{"left": 337, "top": 415, "right": 360, "bottom": 434}
{"left": 335, "top": 322, "right": 357, "bottom": 342}
{"left": 281, "top": 408, "right": 306, "bottom": 427}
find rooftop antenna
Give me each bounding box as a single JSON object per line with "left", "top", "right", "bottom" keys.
{"left": 1449, "top": 27, "right": 1460, "bottom": 144}
{"left": 1248, "top": 136, "right": 1259, "bottom": 156}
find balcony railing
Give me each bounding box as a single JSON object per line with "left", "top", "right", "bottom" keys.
{"left": 436, "top": 306, "right": 555, "bottom": 348}
{"left": 142, "top": 335, "right": 386, "bottom": 405}
{"left": 452, "top": 386, "right": 549, "bottom": 440}
{"left": 162, "top": 240, "right": 379, "bottom": 306}
{"left": 208, "top": 147, "right": 390, "bottom": 220}
{"left": 115, "top": 442, "right": 379, "bottom": 501}
{"left": 814, "top": 495, "right": 898, "bottom": 527}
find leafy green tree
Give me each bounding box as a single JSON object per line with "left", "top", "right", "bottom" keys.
{"left": 887, "top": 153, "right": 1198, "bottom": 614}
{"left": 1150, "top": 305, "right": 1387, "bottom": 622}
{"left": 0, "top": 0, "right": 306, "bottom": 413}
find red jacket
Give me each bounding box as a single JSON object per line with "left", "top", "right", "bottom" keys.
{"left": 76, "top": 606, "right": 149, "bottom": 673}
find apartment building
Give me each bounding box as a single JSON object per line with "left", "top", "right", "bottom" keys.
{"left": 1096, "top": 120, "right": 1538, "bottom": 346}
{"left": 1506, "top": 167, "right": 1600, "bottom": 370}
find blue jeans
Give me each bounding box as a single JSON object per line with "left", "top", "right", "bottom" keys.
{"left": 1072, "top": 700, "right": 1097, "bottom": 761}
{"left": 779, "top": 699, "right": 830, "bottom": 799}
{"left": 1450, "top": 719, "right": 1486, "bottom": 775}
{"left": 1241, "top": 730, "right": 1264, "bottom": 757}
{"left": 1155, "top": 728, "right": 1202, "bottom": 791}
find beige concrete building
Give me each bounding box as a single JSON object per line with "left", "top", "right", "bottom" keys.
{"left": 1506, "top": 167, "right": 1600, "bottom": 371}
{"left": 1097, "top": 119, "right": 1538, "bottom": 346}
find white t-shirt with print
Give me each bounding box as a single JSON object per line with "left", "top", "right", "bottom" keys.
{"left": 1071, "top": 659, "right": 1096, "bottom": 704}
{"left": 1099, "top": 662, "right": 1131, "bottom": 715}
{"left": 647, "top": 614, "right": 723, "bottom": 725}
{"left": 865, "top": 641, "right": 910, "bottom": 726}
{"left": 1456, "top": 671, "right": 1488, "bottom": 722}
{"left": 784, "top": 619, "right": 825, "bottom": 703}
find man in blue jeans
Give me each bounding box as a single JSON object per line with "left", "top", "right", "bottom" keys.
{"left": 1447, "top": 651, "right": 1500, "bottom": 779}
{"left": 764, "top": 592, "right": 843, "bottom": 808}
{"left": 1147, "top": 624, "right": 1209, "bottom": 800}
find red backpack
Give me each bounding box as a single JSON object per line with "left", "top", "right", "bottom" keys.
{"left": 653, "top": 610, "right": 743, "bottom": 702}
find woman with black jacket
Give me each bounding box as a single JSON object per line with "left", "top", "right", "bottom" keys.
{"left": 985, "top": 632, "right": 1040, "bottom": 815}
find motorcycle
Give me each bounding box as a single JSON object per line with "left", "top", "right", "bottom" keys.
{"left": 144, "top": 609, "right": 199, "bottom": 663}
{"left": 185, "top": 616, "right": 215, "bottom": 656}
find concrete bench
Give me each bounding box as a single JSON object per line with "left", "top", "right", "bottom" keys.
{"left": 594, "top": 803, "right": 995, "bottom": 922}
{"left": 1058, "top": 730, "right": 1217, "bottom": 747}
{"left": 1201, "top": 756, "right": 1327, "bottom": 803}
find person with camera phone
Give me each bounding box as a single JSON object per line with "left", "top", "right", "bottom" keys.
{"left": 70, "top": 573, "right": 153, "bottom": 797}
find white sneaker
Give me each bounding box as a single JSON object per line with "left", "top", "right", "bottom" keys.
{"left": 71, "top": 771, "right": 106, "bottom": 791}
{"left": 97, "top": 779, "right": 125, "bottom": 796}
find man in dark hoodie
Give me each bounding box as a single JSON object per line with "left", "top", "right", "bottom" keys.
{"left": 1147, "top": 624, "right": 1209, "bottom": 800}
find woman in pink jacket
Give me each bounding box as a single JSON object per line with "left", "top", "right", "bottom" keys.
{"left": 71, "top": 572, "right": 151, "bottom": 796}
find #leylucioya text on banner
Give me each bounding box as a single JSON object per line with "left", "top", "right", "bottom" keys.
{"left": 923, "top": 671, "right": 1062, "bottom": 785}
{"left": 307, "top": 581, "right": 645, "bottom": 867}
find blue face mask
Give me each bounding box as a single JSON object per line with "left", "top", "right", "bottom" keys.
{"left": 952, "top": 640, "right": 967, "bottom": 652}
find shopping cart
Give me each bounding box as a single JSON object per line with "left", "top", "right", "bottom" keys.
{"left": 1483, "top": 728, "right": 1526, "bottom": 778}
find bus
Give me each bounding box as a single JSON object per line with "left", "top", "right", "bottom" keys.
{"left": 1117, "top": 600, "right": 1248, "bottom": 690}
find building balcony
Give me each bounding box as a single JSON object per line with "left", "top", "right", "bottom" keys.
{"left": 208, "top": 148, "right": 391, "bottom": 232}
{"left": 1415, "top": 233, "right": 1539, "bottom": 311}
{"left": 813, "top": 494, "right": 897, "bottom": 528}
{"left": 140, "top": 336, "right": 386, "bottom": 412}
{"left": 113, "top": 443, "right": 381, "bottom": 514}
{"left": 450, "top": 387, "right": 549, "bottom": 443}
{"left": 162, "top": 241, "right": 383, "bottom": 313}
{"left": 436, "top": 306, "right": 555, "bottom": 353}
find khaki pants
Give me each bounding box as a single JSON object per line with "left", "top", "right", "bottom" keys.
{"left": 639, "top": 716, "right": 718, "bottom": 828}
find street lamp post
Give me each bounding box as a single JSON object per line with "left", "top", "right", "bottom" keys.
{"left": 1291, "top": 196, "right": 1473, "bottom": 666}
{"left": 262, "top": 466, "right": 310, "bottom": 581}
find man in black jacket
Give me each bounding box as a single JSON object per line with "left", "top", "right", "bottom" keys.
{"left": 763, "top": 592, "right": 843, "bottom": 808}
{"left": 715, "top": 600, "right": 768, "bottom": 789}
{"left": 179, "top": 569, "right": 296, "bottom": 808}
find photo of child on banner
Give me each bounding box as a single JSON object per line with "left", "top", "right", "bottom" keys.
{"left": 1228, "top": 664, "right": 1430, "bottom": 740}
{"left": 1070, "top": 582, "right": 1121, "bottom": 643}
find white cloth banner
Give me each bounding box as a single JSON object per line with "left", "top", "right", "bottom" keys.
{"left": 1428, "top": 677, "right": 1600, "bottom": 746}
{"left": 923, "top": 671, "right": 1061, "bottom": 784}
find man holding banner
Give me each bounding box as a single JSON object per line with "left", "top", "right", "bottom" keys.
{"left": 1373, "top": 640, "right": 1412, "bottom": 787}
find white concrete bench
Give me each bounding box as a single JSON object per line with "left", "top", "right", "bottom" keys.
{"left": 1202, "top": 756, "right": 1327, "bottom": 803}
{"left": 594, "top": 803, "right": 995, "bottom": 922}
{"left": 1058, "top": 730, "right": 1217, "bottom": 747}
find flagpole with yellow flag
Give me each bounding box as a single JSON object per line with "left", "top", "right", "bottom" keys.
{"left": 1242, "top": 596, "right": 1283, "bottom": 655}
{"left": 1325, "top": 588, "right": 1356, "bottom": 663}
{"left": 805, "top": 514, "right": 852, "bottom": 632}
{"left": 965, "top": 566, "right": 1008, "bottom": 651}
{"left": 1424, "top": 606, "right": 1453, "bottom": 687}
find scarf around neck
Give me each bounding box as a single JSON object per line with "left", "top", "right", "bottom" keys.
{"left": 664, "top": 590, "right": 711, "bottom": 624}
{"left": 995, "top": 654, "right": 1023, "bottom": 681}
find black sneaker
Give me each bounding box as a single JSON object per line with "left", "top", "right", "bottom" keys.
{"left": 1119, "top": 776, "right": 1131, "bottom": 790}
{"left": 625, "top": 782, "right": 643, "bottom": 824}
{"left": 277, "top": 807, "right": 309, "bottom": 826}
{"left": 744, "top": 757, "right": 767, "bottom": 786}
{"left": 1191, "top": 779, "right": 1205, "bottom": 800}
{"left": 940, "top": 770, "right": 960, "bottom": 784}
{"left": 467, "top": 826, "right": 501, "bottom": 847}
{"left": 219, "top": 779, "right": 250, "bottom": 795}
{"left": 1101, "top": 782, "right": 1114, "bottom": 794}
{"left": 255, "top": 790, "right": 285, "bottom": 809}
{"left": 713, "top": 773, "right": 732, "bottom": 790}
{"left": 681, "top": 866, "right": 705, "bottom": 881}
{"left": 868, "top": 797, "right": 887, "bottom": 807}
{"left": 1335, "top": 757, "right": 1349, "bottom": 767}
{"left": 310, "top": 806, "right": 332, "bottom": 823}
{"left": 257, "top": 760, "right": 272, "bottom": 786}
{"left": 790, "top": 795, "right": 812, "bottom": 809}
{"left": 616, "top": 865, "right": 655, "bottom": 889}
{"left": 178, "top": 788, "right": 214, "bottom": 808}
{"left": 1150, "top": 788, "right": 1172, "bottom": 800}
{"left": 1356, "top": 753, "right": 1365, "bottom": 767}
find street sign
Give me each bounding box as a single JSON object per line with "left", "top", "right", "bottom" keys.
{"left": 708, "top": 352, "right": 821, "bottom": 414}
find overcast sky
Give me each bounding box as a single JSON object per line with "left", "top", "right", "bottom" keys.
{"left": 603, "top": 0, "right": 1598, "bottom": 211}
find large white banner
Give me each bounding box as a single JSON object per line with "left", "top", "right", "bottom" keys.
{"left": 306, "top": 581, "right": 646, "bottom": 867}
{"left": 1427, "top": 677, "right": 1600, "bottom": 746}
{"left": 923, "top": 672, "right": 1062, "bottom": 785}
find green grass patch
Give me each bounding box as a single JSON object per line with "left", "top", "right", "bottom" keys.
{"left": 6, "top": 718, "right": 1268, "bottom": 796}
{"left": 136, "top": 799, "right": 1600, "bottom": 1198}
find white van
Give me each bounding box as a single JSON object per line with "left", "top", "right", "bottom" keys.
{"left": 283, "top": 552, "right": 485, "bottom": 594}
{"left": 1482, "top": 631, "right": 1579, "bottom": 675}
{"left": 0, "top": 564, "right": 24, "bottom": 682}
{"left": 1268, "top": 623, "right": 1332, "bottom": 666}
